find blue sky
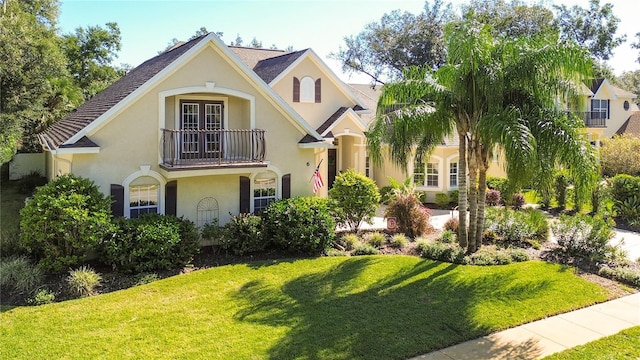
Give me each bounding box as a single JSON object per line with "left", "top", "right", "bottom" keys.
{"left": 58, "top": 0, "right": 640, "bottom": 83}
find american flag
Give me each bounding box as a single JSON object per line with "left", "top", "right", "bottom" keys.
{"left": 312, "top": 166, "right": 323, "bottom": 193}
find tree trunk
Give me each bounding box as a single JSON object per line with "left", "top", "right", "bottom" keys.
{"left": 457, "top": 131, "right": 468, "bottom": 249}
{"left": 476, "top": 149, "right": 489, "bottom": 248}
{"left": 467, "top": 144, "right": 478, "bottom": 253}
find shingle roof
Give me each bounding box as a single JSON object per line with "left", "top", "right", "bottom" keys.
{"left": 229, "top": 46, "right": 288, "bottom": 69}
{"left": 589, "top": 78, "right": 606, "bottom": 94}
{"left": 39, "top": 34, "right": 207, "bottom": 150}
{"left": 316, "top": 107, "right": 349, "bottom": 136}
{"left": 616, "top": 111, "right": 640, "bottom": 137}
{"left": 251, "top": 50, "right": 307, "bottom": 84}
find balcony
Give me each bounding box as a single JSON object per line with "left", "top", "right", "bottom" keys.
{"left": 572, "top": 111, "right": 607, "bottom": 128}
{"left": 161, "top": 128, "right": 266, "bottom": 169}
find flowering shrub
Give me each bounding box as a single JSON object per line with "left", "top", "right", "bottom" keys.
{"left": 552, "top": 214, "right": 614, "bottom": 264}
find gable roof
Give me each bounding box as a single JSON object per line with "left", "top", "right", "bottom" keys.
{"left": 229, "top": 46, "right": 288, "bottom": 69}
{"left": 252, "top": 50, "right": 307, "bottom": 84}
{"left": 616, "top": 111, "right": 640, "bottom": 137}
{"left": 40, "top": 33, "right": 327, "bottom": 151}
{"left": 39, "top": 34, "right": 206, "bottom": 150}
{"left": 589, "top": 78, "right": 637, "bottom": 99}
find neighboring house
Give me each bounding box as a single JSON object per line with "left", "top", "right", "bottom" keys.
{"left": 355, "top": 77, "right": 639, "bottom": 202}
{"left": 578, "top": 78, "right": 639, "bottom": 145}
{"left": 37, "top": 33, "right": 371, "bottom": 228}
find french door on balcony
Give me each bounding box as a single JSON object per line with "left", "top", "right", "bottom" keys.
{"left": 180, "top": 100, "right": 223, "bottom": 160}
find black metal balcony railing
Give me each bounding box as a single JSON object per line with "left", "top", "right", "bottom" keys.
{"left": 161, "top": 128, "right": 266, "bottom": 168}
{"left": 571, "top": 111, "right": 607, "bottom": 128}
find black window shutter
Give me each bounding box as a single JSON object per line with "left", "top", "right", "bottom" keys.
{"left": 607, "top": 100, "right": 610, "bottom": 119}
{"left": 293, "top": 77, "right": 300, "bottom": 102}
{"left": 282, "top": 174, "right": 291, "bottom": 199}
{"left": 110, "top": 184, "right": 124, "bottom": 218}
{"left": 315, "top": 78, "right": 321, "bottom": 103}
{"left": 590, "top": 99, "right": 595, "bottom": 111}
{"left": 165, "top": 180, "right": 177, "bottom": 216}
{"left": 239, "top": 176, "right": 251, "bottom": 213}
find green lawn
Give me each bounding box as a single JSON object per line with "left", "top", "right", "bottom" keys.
{"left": 1, "top": 256, "right": 611, "bottom": 359}
{"left": 543, "top": 326, "right": 640, "bottom": 359}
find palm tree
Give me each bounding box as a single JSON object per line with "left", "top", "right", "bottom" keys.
{"left": 368, "top": 17, "right": 598, "bottom": 252}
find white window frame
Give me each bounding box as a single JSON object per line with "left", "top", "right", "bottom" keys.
{"left": 174, "top": 95, "right": 229, "bottom": 130}
{"left": 300, "top": 76, "right": 315, "bottom": 103}
{"left": 426, "top": 162, "right": 439, "bottom": 188}
{"left": 413, "top": 159, "right": 425, "bottom": 186}
{"left": 591, "top": 99, "right": 608, "bottom": 119}
{"left": 449, "top": 161, "right": 458, "bottom": 188}
{"left": 129, "top": 183, "right": 160, "bottom": 218}
{"left": 123, "top": 168, "right": 166, "bottom": 219}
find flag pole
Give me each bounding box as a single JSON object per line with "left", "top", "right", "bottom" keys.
{"left": 309, "top": 158, "right": 324, "bottom": 183}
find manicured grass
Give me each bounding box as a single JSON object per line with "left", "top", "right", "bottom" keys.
{"left": 1, "top": 257, "right": 610, "bottom": 359}
{"left": 542, "top": 326, "right": 640, "bottom": 359}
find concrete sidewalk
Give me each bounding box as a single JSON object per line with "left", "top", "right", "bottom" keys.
{"left": 410, "top": 292, "right": 640, "bottom": 359}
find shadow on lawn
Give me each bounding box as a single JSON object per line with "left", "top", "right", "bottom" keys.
{"left": 232, "top": 257, "right": 550, "bottom": 360}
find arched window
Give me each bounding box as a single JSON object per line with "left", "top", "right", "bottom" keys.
{"left": 129, "top": 176, "right": 160, "bottom": 218}
{"left": 253, "top": 172, "right": 277, "bottom": 213}
{"left": 300, "top": 76, "right": 315, "bottom": 103}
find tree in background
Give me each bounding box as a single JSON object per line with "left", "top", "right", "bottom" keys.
{"left": 554, "top": 0, "right": 626, "bottom": 62}
{"left": 0, "top": 0, "right": 124, "bottom": 162}
{"left": 331, "top": 0, "right": 453, "bottom": 85}
{"left": 614, "top": 70, "right": 640, "bottom": 100}
{"left": 600, "top": 134, "right": 640, "bottom": 177}
{"left": 0, "top": 0, "right": 76, "bottom": 160}
{"left": 62, "top": 22, "right": 124, "bottom": 100}
{"left": 463, "top": 0, "right": 557, "bottom": 39}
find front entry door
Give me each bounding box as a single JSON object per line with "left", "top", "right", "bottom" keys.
{"left": 328, "top": 148, "right": 337, "bottom": 189}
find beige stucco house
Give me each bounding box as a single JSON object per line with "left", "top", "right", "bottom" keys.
{"left": 38, "top": 33, "right": 372, "bottom": 227}
{"left": 352, "top": 77, "right": 639, "bottom": 202}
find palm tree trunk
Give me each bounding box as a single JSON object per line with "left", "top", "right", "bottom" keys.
{"left": 457, "top": 131, "right": 468, "bottom": 249}
{"left": 476, "top": 152, "right": 489, "bottom": 248}
{"left": 467, "top": 145, "right": 478, "bottom": 253}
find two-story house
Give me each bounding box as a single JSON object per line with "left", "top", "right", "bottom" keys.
{"left": 38, "top": 33, "right": 370, "bottom": 228}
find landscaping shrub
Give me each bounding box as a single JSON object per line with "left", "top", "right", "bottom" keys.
{"left": 552, "top": 214, "right": 615, "bottom": 264}
{"left": 487, "top": 177, "right": 510, "bottom": 203}
{"left": 379, "top": 186, "right": 395, "bottom": 204}
{"left": 385, "top": 192, "right": 433, "bottom": 238}
{"left": 511, "top": 193, "right": 525, "bottom": 210}
{"left": 262, "top": 197, "right": 336, "bottom": 255}
{"left": 484, "top": 208, "right": 548, "bottom": 245}
{"left": 417, "top": 240, "right": 467, "bottom": 264}
{"left": 439, "top": 230, "right": 456, "bottom": 243}
{"left": 201, "top": 221, "right": 223, "bottom": 244}
{"left": 20, "top": 174, "right": 113, "bottom": 272}
{"left": 615, "top": 196, "right": 640, "bottom": 229}
{"left": 366, "top": 231, "right": 387, "bottom": 248}
{"left": 610, "top": 174, "right": 640, "bottom": 205}
{"left": 389, "top": 233, "right": 408, "bottom": 249}
{"left": 66, "top": 266, "right": 102, "bottom": 297}
{"left": 444, "top": 217, "right": 459, "bottom": 233}
{"left": 0, "top": 227, "right": 28, "bottom": 258}
{"left": 220, "top": 213, "right": 264, "bottom": 256}
{"left": 508, "top": 248, "right": 531, "bottom": 262}
{"left": 27, "top": 289, "right": 55, "bottom": 306}
{"left": 100, "top": 214, "right": 200, "bottom": 273}
{"left": 469, "top": 247, "right": 513, "bottom": 265}
{"left": 448, "top": 190, "right": 459, "bottom": 206}
{"left": 329, "top": 169, "right": 380, "bottom": 232}
{"left": 0, "top": 256, "right": 43, "bottom": 293}
{"left": 600, "top": 134, "right": 640, "bottom": 176}
{"left": 352, "top": 243, "right": 380, "bottom": 255}
{"left": 336, "top": 233, "right": 360, "bottom": 251}
{"left": 435, "top": 193, "right": 450, "bottom": 208}
{"left": 485, "top": 189, "right": 501, "bottom": 207}
{"left": 17, "top": 171, "right": 47, "bottom": 195}
{"left": 553, "top": 171, "right": 569, "bottom": 209}
{"left": 598, "top": 266, "right": 640, "bottom": 288}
